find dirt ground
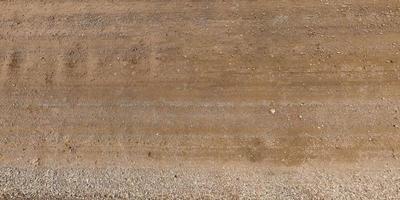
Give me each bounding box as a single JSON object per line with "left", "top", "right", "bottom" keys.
{"left": 1, "top": 0, "right": 400, "bottom": 199}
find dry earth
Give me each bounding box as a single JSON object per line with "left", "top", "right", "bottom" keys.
{"left": 1, "top": 0, "right": 400, "bottom": 199}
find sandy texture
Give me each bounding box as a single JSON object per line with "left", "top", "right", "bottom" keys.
{"left": 2, "top": 165, "right": 400, "bottom": 199}
{"left": 1, "top": 0, "right": 400, "bottom": 199}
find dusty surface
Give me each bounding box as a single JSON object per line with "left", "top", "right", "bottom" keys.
{"left": 1, "top": 0, "right": 400, "bottom": 199}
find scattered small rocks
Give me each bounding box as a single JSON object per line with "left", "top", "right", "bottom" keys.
{"left": 30, "top": 158, "right": 40, "bottom": 167}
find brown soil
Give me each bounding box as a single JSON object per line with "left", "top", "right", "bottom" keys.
{"left": 1, "top": 0, "right": 400, "bottom": 199}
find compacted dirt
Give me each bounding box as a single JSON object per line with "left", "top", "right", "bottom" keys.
{"left": 2, "top": 0, "right": 400, "bottom": 199}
